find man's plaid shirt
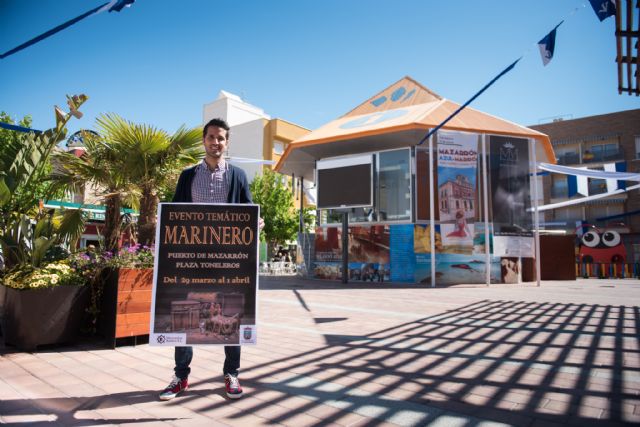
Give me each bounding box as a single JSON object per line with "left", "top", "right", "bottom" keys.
{"left": 191, "top": 159, "right": 229, "bottom": 203}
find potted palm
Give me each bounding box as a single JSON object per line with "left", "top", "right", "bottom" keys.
{"left": 0, "top": 96, "right": 90, "bottom": 351}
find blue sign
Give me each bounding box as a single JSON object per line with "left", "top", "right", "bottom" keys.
{"left": 390, "top": 224, "right": 415, "bottom": 282}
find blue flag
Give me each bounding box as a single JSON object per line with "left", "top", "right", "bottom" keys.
{"left": 588, "top": 0, "right": 616, "bottom": 21}
{"left": 100, "top": 0, "right": 136, "bottom": 13}
{"left": 538, "top": 21, "right": 563, "bottom": 66}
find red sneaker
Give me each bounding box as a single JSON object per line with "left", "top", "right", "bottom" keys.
{"left": 159, "top": 375, "right": 188, "bottom": 400}
{"left": 224, "top": 374, "right": 243, "bottom": 399}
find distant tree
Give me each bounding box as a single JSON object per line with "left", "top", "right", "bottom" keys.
{"left": 250, "top": 169, "right": 298, "bottom": 254}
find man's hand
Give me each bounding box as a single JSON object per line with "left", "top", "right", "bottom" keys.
{"left": 258, "top": 217, "right": 265, "bottom": 230}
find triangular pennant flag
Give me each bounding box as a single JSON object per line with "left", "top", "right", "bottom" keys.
{"left": 616, "top": 161, "right": 627, "bottom": 190}
{"left": 604, "top": 162, "right": 618, "bottom": 192}
{"left": 98, "top": 0, "right": 136, "bottom": 13}
{"left": 568, "top": 175, "right": 578, "bottom": 198}
{"left": 538, "top": 21, "right": 563, "bottom": 66}
{"left": 588, "top": 0, "right": 617, "bottom": 22}
{"left": 577, "top": 167, "right": 589, "bottom": 196}
{"left": 109, "top": 0, "right": 135, "bottom": 12}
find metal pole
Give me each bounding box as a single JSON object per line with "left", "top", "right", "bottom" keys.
{"left": 342, "top": 212, "right": 349, "bottom": 284}
{"left": 482, "top": 134, "right": 491, "bottom": 286}
{"left": 531, "top": 139, "right": 541, "bottom": 287}
{"left": 429, "top": 133, "right": 436, "bottom": 288}
{"left": 299, "top": 177, "right": 304, "bottom": 233}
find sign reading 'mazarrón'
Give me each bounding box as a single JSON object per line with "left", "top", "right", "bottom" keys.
{"left": 150, "top": 203, "right": 259, "bottom": 347}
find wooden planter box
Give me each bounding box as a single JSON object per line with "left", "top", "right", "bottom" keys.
{"left": 1, "top": 284, "right": 90, "bottom": 351}
{"left": 99, "top": 268, "right": 153, "bottom": 347}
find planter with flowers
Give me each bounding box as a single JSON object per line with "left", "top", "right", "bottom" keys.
{"left": 0, "top": 94, "right": 90, "bottom": 351}
{"left": 0, "top": 261, "right": 89, "bottom": 351}
{"left": 80, "top": 244, "right": 155, "bottom": 347}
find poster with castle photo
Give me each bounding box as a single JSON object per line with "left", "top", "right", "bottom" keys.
{"left": 149, "top": 203, "right": 259, "bottom": 347}
{"left": 437, "top": 131, "right": 478, "bottom": 223}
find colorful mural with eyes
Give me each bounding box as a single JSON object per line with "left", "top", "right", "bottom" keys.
{"left": 578, "top": 226, "right": 626, "bottom": 264}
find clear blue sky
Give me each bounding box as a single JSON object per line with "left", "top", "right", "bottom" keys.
{"left": 1, "top": 0, "right": 637, "bottom": 137}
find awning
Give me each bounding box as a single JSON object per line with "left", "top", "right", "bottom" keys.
{"left": 43, "top": 200, "right": 137, "bottom": 221}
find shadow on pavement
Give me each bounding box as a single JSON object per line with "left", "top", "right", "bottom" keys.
{"left": 237, "top": 298, "right": 639, "bottom": 426}
{"left": 1, "top": 296, "right": 638, "bottom": 426}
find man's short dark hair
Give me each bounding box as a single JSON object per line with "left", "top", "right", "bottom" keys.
{"left": 203, "top": 118, "right": 230, "bottom": 139}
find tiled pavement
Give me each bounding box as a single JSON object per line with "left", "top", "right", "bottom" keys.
{"left": 1, "top": 277, "right": 639, "bottom": 426}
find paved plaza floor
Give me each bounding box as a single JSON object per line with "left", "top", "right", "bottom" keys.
{"left": 1, "top": 276, "right": 639, "bottom": 426}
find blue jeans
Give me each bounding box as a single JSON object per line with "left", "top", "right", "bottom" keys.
{"left": 174, "top": 346, "right": 240, "bottom": 379}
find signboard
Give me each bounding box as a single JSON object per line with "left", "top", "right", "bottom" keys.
{"left": 316, "top": 154, "right": 373, "bottom": 209}
{"left": 493, "top": 235, "right": 535, "bottom": 258}
{"left": 150, "top": 203, "right": 259, "bottom": 346}
{"left": 489, "top": 136, "right": 533, "bottom": 236}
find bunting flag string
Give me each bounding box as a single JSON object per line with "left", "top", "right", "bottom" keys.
{"left": 531, "top": 183, "right": 640, "bottom": 212}
{"left": 416, "top": 1, "right": 616, "bottom": 147}
{"left": 0, "top": 121, "right": 42, "bottom": 134}
{"left": 416, "top": 58, "right": 522, "bottom": 145}
{"left": 0, "top": 0, "right": 135, "bottom": 60}
{"left": 538, "top": 162, "right": 640, "bottom": 181}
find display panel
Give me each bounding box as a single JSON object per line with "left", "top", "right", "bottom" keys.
{"left": 316, "top": 154, "right": 373, "bottom": 209}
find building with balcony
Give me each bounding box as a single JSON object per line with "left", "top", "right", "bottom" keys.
{"left": 530, "top": 109, "right": 640, "bottom": 263}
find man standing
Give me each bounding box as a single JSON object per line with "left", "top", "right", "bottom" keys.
{"left": 159, "top": 118, "right": 261, "bottom": 400}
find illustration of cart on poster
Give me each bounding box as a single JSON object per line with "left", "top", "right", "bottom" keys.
{"left": 149, "top": 203, "right": 259, "bottom": 346}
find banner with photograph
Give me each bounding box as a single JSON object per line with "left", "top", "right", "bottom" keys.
{"left": 437, "top": 131, "right": 478, "bottom": 222}
{"left": 150, "top": 203, "right": 259, "bottom": 347}
{"left": 489, "top": 136, "right": 533, "bottom": 236}
{"left": 348, "top": 225, "right": 390, "bottom": 282}
{"left": 313, "top": 226, "right": 342, "bottom": 279}
{"left": 414, "top": 253, "right": 501, "bottom": 285}
{"left": 312, "top": 225, "right": 391, "bottom": 281}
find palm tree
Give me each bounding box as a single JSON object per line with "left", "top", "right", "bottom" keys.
{"left": 52, "top": 114, "right": 202, "bottom": 251}
{"left": 51, "top": 130, "right": 129, "bottom": 253}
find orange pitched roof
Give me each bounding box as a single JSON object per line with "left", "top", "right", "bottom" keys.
{"left": 341, "top": 76, "right": 442, "bottom": 118}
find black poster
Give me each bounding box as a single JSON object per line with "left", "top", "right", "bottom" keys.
{"left": 150, "top": 203, "right": 259, "bottom": 346}
{"left": 489, "top": 136, "right": 533, "bottom": 236}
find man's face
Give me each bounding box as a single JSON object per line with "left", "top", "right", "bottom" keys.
{"left": 203, "top": 125, "right": 228, "bottom": 160}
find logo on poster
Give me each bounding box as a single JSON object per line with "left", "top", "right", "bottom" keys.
{"left": 152, "top": 333, "right": 185, "bottom": 345}
{"left": 499, "top": 142, "right": 518, "bottom": 163}
{"left": 243, "top": 327, "right": 253, "bottom": 340}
